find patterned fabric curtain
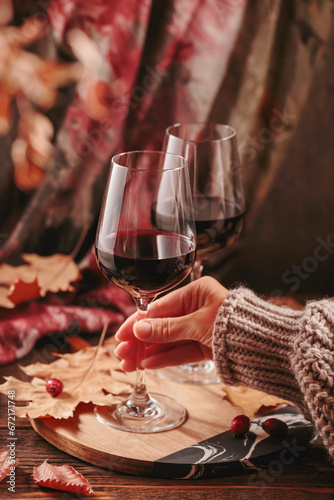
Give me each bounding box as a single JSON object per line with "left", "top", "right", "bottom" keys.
{"left": 0, "top": 0, "right": 332, "bottom": 363}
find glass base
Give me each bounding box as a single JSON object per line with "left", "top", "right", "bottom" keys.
{"left": 94, "top": 393, "right": 186, "bottom": 433}
{"left": 157, "top": 361, "right": 221, "bottom": 385}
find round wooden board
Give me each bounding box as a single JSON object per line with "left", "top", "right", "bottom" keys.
{"left": 30, "top": 369, "right": 315, "bottom": 479}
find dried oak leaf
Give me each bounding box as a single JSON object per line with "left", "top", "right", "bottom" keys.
{"left": 0, "top": 450, "right": 18, "bottom": 484}
{"left": 222, "top": 386, "right": 293, "bottom": 419}
{"left": 21, "top": 254, "right": 82, "bottom": 295}
{"left": 32, "top": 460, "right": 93, "bottom": 495}
{"left": 0, "top": 345, "right": 131, "bottom": 419}
{"left": 0, "top": 253, "right": 82, "bottom": 308}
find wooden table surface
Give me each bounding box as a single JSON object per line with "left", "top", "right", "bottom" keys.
{"left": 1, "top": 332, "right": 334, "bottom": 500}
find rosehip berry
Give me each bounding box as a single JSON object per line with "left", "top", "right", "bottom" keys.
{"left": 261, "top": 418, "right": 288, "bottom": 437}
{"left": 46, "top": 378, "right": 63, "bottom": 397}
{"left": 231, "top": 414, "right": 251, "bottom": 436}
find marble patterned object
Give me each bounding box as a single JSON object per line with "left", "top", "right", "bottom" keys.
{"left": 152, "top": 407, "right": 315, "bottom": 479}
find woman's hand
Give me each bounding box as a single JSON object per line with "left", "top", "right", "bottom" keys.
{"left": 114, "top": 276, "right": 229, "bottom": 371}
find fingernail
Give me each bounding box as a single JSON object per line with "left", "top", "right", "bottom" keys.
{"left": 134, "top": 321, "right": 152, "bottom": 339}
{"left": 113, "top": 346, "right": 120, "bottom": 358}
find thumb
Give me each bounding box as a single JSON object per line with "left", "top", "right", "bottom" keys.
{"left": 133, "top": 314, "right": 201, "bottom": 344}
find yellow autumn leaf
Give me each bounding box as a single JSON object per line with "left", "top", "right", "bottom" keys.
{"left": 18, "top": 253, "right": 81, "bottom": 295}
{"left": 222, "top": 385, "right": 293, "bottom": 419}
{"left": 0, "top": 344, "right": 131, "bottom": 419}
{"left": 0, "top": 253, "right": 82, "bottom": 308}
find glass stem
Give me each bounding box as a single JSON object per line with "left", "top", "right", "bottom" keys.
{"left": 128, "top": 297, "right": 153, "bottom": 411}
{"left": 191, "top": 260, "right": 203, "bottom": 282}
{"left": 188, "top": 260, "right": 204, "bottom": 371}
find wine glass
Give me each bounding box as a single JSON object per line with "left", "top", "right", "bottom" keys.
{"left": 160, "top": 122, "right": 245, "bottom": 384}
{"left": 95, "top": 150, "right": 196, "bottom": 432}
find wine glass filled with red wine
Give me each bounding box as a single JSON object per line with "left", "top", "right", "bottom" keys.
{"left": 95, "top": 150, "right": 196, "bottom": 432}
{"left": 160, "top": 123, "right": 245, "bottom": 384}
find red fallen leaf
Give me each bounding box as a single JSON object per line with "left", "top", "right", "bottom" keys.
{"left": 0, "top": 450, "right": 18, "bottom": 483}
{"left": 7, "top": 278, "right": 41, "bottom": 306}
{"left": 32, "top": 460, "right": 93, "bottom": 495}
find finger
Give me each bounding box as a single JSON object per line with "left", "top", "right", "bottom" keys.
{"left": 115, "top": 311, "right": 138, "bottom": 341}
{"left": 146, "top": 276, "right": 226, "bottom": 319}
{"left": 115, "top": 288, "right": 188, "bottom": 342}
{"left": 119, "top": 342, "right": 207, "bottom": 371}
{"left": 117, "top": 342, "right": 179, "bottom": 372}
{"left": 116, "top": 285, "right": 192, "bottom": 344}
{"left": 146, "top": 339, "right": 193, "bottom": 354}
{"left": 119, "top": 356, "right": 137, "bottom": 372}
{"left": 115, "top": 339, "right": 193, "bottom": 361}
{"left": 147, "top": 282, "right": 194, "bottom": 318}
{"left": 114, "top": 339, "right": 138, "bottom": 360}
{"left": 133, "top": 309, "right": 208, "bottom": 345}
{"left": 142, "top": 342, "right": 211, "bottom": 369}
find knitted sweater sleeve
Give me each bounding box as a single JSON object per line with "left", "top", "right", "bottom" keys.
{"left": 212, "top": 287, "right": 334, "bottom": 461}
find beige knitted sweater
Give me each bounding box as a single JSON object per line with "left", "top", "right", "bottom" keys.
{"left": 213, "top": 287, "right": 334, "bottom": 462}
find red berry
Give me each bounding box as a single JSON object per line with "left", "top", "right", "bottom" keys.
{"left": 46, "top": 378, "right": 63, "bottom": 397}
{"left": 231, "top": 414, "right": 251, "bottom": 436}
{"left": 261, "top": 418, "right": 288, "bottom": 437}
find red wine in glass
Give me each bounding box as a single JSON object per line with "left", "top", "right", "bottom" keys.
{"left": 96, "top": 231, "right": 196, "bottom": 298}
{"left": 193, "top": 196, "right": 244, "bottom": 262}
